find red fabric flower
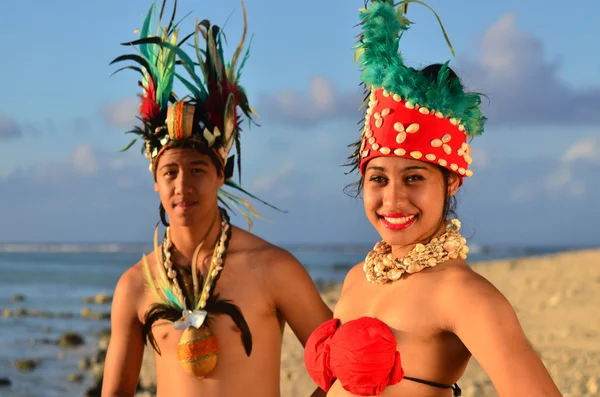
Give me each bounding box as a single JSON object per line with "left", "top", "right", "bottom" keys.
{"left": 304, "top": 317, "right": 404, "bottom": 396}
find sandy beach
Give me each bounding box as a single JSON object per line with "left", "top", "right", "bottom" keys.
{"left": 127, "top": 248, "right": 600, "bottom": 397}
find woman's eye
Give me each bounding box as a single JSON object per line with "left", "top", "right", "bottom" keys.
{"left": 405, "top": 174, "right": 424, "bottom": 183}
{"left": 369, "top": 175, "right": 386, "bottom": 183}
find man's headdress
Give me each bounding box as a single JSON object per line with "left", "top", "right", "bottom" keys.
{"left": 111, "top": 0, "right": 277, "bottom": 227}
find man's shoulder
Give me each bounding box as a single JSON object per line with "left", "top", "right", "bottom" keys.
{"left": 115, "top": 251, "right": 155, "bottom": 295}
{"left": 231, "top": 226, "right": 294, "bottom": 258}
{"left": 230, "top": 226, "right": 302, "bottom": 272}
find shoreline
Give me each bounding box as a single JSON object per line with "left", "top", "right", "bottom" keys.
{"left": 2, "top": 248, "right": 598, "bottom": 396}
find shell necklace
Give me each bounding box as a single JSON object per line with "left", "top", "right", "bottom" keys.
{"left": 364, "top": 219, "right": 469, "bottom": 284}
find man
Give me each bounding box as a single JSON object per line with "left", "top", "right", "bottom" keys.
{"left": 101, "top": 2, "right": 332, "bottom": 396}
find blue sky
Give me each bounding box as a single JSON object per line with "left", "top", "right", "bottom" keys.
{"left": 0, "top": 0, "right": 599, "bottom": 247}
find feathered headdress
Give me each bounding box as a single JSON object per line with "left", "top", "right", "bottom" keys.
{"left": 347, "top": 0, "right": 487, "bottom": 183}
{"left": 110, "top": 0, "right": 281, "bottom": 228}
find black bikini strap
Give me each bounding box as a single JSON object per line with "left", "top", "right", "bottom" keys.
{"left": 404, "top": 376, "right": 462, "bottom": 396}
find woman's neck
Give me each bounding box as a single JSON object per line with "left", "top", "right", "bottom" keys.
{"left": 389, "top": 219, "right": 448, "bottom": 260}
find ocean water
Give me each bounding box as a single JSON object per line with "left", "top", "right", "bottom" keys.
{"left": 0, "top": 243, "right": 586, "bottom": 397}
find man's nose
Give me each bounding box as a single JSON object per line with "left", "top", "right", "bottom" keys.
{"left": 174, "top": 171, "right": 193, "bottom": 194}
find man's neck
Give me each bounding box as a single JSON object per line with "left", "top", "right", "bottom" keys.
{"left": 167, "top": 210, "right": 223, "bottom": 268}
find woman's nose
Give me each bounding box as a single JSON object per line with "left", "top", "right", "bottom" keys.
{"left": 382, "top": 181, "right": 407, "bottom": 207}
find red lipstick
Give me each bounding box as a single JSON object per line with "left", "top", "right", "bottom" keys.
{"left": 379, "top": 213, "right": 417, "bottom": 230}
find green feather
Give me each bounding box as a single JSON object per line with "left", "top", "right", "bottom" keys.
{"left": 139, "top": 2, "right": 156, "bottom": 61}
{"left": 225, "top": 179, "right": 286, "bottom": 212}
{"left": 236, "top": 35, "right": 253, "bottom": 81}
{"left": 174, "top": 72, "right": 206, "bottom": 100}
{"left": 117, "top": 138, "right": 138, "bottom": 152}
{"left": 154, "top": 41, "right": 205, "bottom": 93}
{"left": 355, "top": 0, "right": 486, "bottom": 137}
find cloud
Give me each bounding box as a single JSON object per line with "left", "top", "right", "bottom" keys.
{"left": 1, "top": 136, "right": 599, "bottom": 246}
{"left": 507, "top": 136, "right": 600, "bottom": 201}
{"left": 73, "top": 117, "right": 95, "bottom": 134}
{"left": 562, "top": 136, "right": 600, "bottom": 163}
{"left": 71, "top": 145, "right": 100, "bottom": 175}
{"left": 99, "top": 97, "right": 140, "bottom": 129}
{"left": 0, "top": 144, "right": 155, "bottom": 242}
{"left": 459, "top": 13, "right": 600, "bottom": 127}
{"left": 0, "top": 116, "right": 23, "bottom": 140}
{"left": 458, "top": 145, "right": 600, "bottom": 245}
{"left": 20, "top": 122, "right": 43, "bottom": 136}
{"left": 257, "top": 12, "right": 600, "bottom": 131}
{"left": 470, "top": 148, "right": 489, "bottom": 169}
{"left": 250, "top": 160, "right": 297, "bottom": 200}
{"left": 258, "top": 76, "right": 362, "bottom": 127}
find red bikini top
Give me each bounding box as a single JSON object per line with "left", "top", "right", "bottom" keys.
{"left": 304, "top": 317, "right": 404, "bottom": 396}
{"left": 304, "top": 317, "right": 461, "bottom": 396}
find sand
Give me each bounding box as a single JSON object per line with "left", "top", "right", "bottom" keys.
{"left": 136, "top": 249, "right": 600, "bottom": 397}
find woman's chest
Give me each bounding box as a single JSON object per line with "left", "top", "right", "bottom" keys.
{"left": 334, "top": 276, "right": 444, "bottom": 338}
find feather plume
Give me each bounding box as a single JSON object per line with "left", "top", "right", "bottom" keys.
{"left": 345, "top": 0, "right": 487, "bottom": 172}
{"left": 142, "top": 303, "right": 181, "bottom": 355}
{"left": 111, "top": 0, "right": 190, "bottom": 153}
{"left": 141, "top": 254, "right": 166, "bottom": 305}
{"left": 112, "top": 0, "right": 284, "bottom": 229}
{"left": 205, "top": 294, "right": 252, "bottom": 356}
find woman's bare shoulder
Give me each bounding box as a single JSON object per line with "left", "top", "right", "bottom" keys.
{"left": 435, "top": 262, "right": 515, "bottom": 328}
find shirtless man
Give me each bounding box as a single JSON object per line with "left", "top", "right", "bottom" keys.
{"left": 101, "top": 2, "right": 331, "bottom": 396}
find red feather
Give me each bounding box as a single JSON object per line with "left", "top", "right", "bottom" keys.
{"left": 138, "top": 77, "right": 160, "bottom": 121}
{"left": 205, "top": 79, "right": 241, "bottom": 131}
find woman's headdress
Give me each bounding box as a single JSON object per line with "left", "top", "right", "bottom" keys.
{"left": 110, "top": 0, "right": 278, "bottom": 227}
{"left": 348, "top": 0, "right": 487, "bottom": 183}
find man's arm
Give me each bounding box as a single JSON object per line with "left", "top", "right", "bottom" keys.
{"left": 442, "top": 271, "right": 562, "bottom": 397}
{"left": 101, "top": 266, "right": 146, "bottom": 397}
{"left": 268, "top": 249, "right": 333, "bottom": 346}
{"left": 267, "top": 249, "right": 332, "bottom": 397}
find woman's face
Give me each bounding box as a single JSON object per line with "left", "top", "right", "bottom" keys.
{"left": 363, "top": 156, "right": 459, "bottom": 253}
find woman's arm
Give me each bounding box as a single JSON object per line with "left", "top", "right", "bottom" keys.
{"left": 442, "top": 269, "right": 562, "bottom": 397}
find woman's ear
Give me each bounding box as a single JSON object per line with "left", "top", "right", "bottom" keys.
{"left": 447, "top": 173, "right": 461, "bottom": 197}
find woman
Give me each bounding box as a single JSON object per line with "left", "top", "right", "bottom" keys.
{"left": 304, "top": 1, "right": 563, "bottom": 396}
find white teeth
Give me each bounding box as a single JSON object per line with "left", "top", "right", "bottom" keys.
{"left": 383, "top": 215, "right": 414, "bottom": 224}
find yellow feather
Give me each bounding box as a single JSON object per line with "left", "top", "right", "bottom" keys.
{"left": 141, "top": 254, "right": 165, "bottom": 304}
{"left": 153, "top": 225, "right": 170, "bottom": 286}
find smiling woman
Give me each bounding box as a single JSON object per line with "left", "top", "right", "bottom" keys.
{"left": 304, "top": 1, "right": 563, "bottom": 397}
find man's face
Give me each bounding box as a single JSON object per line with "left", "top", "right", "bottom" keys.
{"left": 154, "top": 148, "right": 224, "bottom": 227}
